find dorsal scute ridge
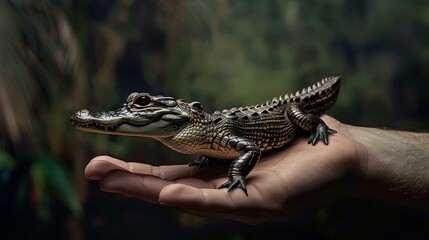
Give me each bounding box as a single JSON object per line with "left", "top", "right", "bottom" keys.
{"left": 269, "top": 76, "right": 341, "bottom": 107}
{"left": 212, "top": 76, "right": 340, "bottom": 115}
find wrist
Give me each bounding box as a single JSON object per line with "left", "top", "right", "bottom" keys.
{"left": 346, "top": 124, "right": 429, "bottom": 210}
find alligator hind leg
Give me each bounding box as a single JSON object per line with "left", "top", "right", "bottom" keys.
{"left": 218, "top": 137, "right": 261, "bottom": 195}
{"left": 287, "top": 104, "right": 337, "bottom": 145}
{"left": 308, "top": 121, "right": 337, "bottom": 145}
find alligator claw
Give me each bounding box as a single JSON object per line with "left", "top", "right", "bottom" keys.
{"left": 188, "top": 156, "right": 213, "bottom": 168}
{"left": 308, "top": 122, "right": 337, "bottom": 145}
{"left": 219, "top": 176, "right": 248, "bottom": 195}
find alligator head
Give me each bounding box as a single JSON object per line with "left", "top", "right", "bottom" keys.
{"left": 71, "top": 93, "right": 191, "bottom": 138}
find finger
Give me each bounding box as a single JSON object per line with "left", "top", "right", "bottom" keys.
{"left": 85, "top": 155, "right": 196, "bottom": 180}
{"left": 85, "top": 155, "right": 129, "bottom": 180}
{"left": 147, "top": 165, "right": 195, "bottom": 180}
{"left": 151, "top": 165, "right": 227, "bottom": 180}
{"left": 99, "top": 170, "right": 172, "bottom": 204}
{"left": 99, "top": 169, "right": 219, "bottom": 204}
{"left": 159, "top": 183, "right": 249, "bottom": 211}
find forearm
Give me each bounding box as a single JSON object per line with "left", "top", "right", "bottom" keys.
{"left": 347, "top": 125, "right": 429, "bottom": 209}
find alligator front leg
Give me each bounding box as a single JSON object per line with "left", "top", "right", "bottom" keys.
{"left": 287, "top": 104, "right": 337, "bottom": 145}
{"left": 188, "top": 155, "right": 214, "bottom": 168}
{"left": 218, "top": 137, "right": 261, "bottom": 195}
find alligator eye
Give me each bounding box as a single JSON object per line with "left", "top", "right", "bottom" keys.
{"left": 134, "top": 96, "right": 151, "bottom": 107}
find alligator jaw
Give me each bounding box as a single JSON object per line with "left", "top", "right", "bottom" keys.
{"left": 71, "top": 108, "right": 128, "bottom": 134}
{"left": 70, "top": 107, "right": 190, "bottom": 137}
{"left": 70, "top": 117, "right": 122, "bottom": 134}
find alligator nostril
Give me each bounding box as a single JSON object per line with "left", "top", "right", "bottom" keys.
{"left": 78, "top": 109, "right": 90, "bottom": 116}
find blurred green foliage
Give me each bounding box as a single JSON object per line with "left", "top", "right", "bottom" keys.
{"left": 1, "top": 0, "right": 429, "bottom": 239}
{"left": 0, "top": 0, "right": 85, "bottom": 223}
{"left": 148, "top": 0, "right": 429, "bottom": 128}
{"left": 32, "top": 154, "right": 82, "bottom": 219}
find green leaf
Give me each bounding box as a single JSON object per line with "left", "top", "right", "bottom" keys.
{"left": 0, "top": 149, "right": 15, "bottom": 170}
{"left": 32, "top": 154, "right": 82, "bottom": 220}
{"left": 32, "top": 158, "right": 50, "bottom": 219}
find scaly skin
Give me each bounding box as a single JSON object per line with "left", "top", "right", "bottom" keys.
{"left": 71, "top": 76, "right": 341, "bottom": 195}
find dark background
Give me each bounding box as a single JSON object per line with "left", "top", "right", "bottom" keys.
{"left": 1, "top": 0, "right": 428, "bottom": 239}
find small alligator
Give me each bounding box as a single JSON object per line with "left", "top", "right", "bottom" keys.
{"left": 71, "top": 76, "right": 341, "bottom": 195}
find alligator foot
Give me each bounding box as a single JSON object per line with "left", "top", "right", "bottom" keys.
{"left": 219, "top": 175, "right": 248, "bottom": 195}
{"left": 308, "top": 121, "right": 337, "bottom": 145}
{"left": 188, "top": 156, "right": 213, "bottom": 168}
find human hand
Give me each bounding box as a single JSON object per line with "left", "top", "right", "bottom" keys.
{"left": 85, "top": 116, "right": 369, "bottom": 224}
